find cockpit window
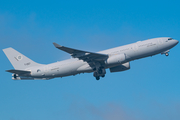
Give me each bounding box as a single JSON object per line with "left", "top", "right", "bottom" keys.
{"left": 168, "top": 38, "right": 173, "bottom": 40}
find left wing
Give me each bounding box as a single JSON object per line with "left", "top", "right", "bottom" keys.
{"left": 53, "top": 43, "right": 108, "bottom": 63}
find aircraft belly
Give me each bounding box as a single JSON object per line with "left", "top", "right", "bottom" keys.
{"left": 49, "top": 61, "right": 84, "bottom": 77}
{"left": 77, "top": 64, "right": 93, "bottom": 73}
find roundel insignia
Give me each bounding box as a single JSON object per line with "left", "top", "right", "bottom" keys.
{"left": 17, "top": 55, "right": 23, "bottom": 61}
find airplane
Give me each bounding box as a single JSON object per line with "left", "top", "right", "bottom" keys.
{"left": 3, "top": 37, "right": 179, "bottom": 80}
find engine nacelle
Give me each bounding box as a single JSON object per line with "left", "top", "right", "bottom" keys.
{"left": 105, "top": 54, "right": 126, "bottom": 66}
{"left": 110, "top": 62, "right": 130, "bottom": 73}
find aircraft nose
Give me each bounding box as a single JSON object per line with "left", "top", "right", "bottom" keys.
{"left": 174, "top": 39, "right": 179, "bottom": 45}
{"left": 168, "top": 39, "right": 179, "bottom": 48}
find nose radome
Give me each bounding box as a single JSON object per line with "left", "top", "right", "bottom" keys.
{"left": 174, "top": 40, "right": 179, "bottom": 45}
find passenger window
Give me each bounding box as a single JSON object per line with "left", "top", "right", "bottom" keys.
{"left": 37, "top": 69, "right": 41, "bottom": 72}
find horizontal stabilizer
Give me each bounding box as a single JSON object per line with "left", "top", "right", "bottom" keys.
{"left": 13, "top": 76, "right": 53, "bottom": 80}
{"left": 6, "top": 69, "right": 31, "bottom": 74}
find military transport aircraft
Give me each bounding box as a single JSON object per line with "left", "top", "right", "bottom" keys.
{"left": 3, "top": 37, "right": 178, "bottom": 80}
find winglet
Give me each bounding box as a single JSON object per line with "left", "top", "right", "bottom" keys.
{"left": 53, "top": 42, "right": 62, "bottom": 48}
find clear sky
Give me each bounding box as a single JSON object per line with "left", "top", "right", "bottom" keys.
{"left": 0, "top": 0, "right": 180, "bottom": 120}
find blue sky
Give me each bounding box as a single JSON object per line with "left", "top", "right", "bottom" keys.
{"left": 0, "top": 0, "right": 180, "bottom": 120}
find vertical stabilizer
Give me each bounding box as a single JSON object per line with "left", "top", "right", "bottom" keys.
{"left": 3, "top": 47, "right": 43, "bottom": 70}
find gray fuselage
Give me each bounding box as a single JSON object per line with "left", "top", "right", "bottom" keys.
{"left": 28, "top": 37, "right": 178, "bottom": 79}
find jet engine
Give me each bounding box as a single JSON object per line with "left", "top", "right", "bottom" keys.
{"left": 109, "top": 62, "right": 130, "bottom": 72}
{"left": 105, "top": 53, "right": 126, "bottom": 66}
